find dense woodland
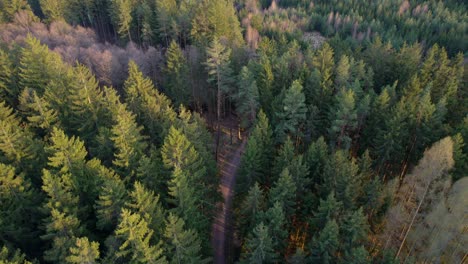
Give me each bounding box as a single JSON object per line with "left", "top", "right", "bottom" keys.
{"left": 0, "top": 0, "right": 466, "bottom": 263}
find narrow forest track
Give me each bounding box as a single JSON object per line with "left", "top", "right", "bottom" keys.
{"left": 212, "top": 135, "right": 246, "bottom": 264}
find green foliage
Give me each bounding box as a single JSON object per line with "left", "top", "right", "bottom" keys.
{"left": 164, "top": 41, "right": 190, "bottom": 106}
{"left": 95, "top": 175, "right": 127, "bottom": 231}
{"left": 0, "top": 246, "right": 31, "bottom": 264}
{"left": 164, "top": 213, "right": 207, "bottom": 264}
{"left": 66, "top": 237, "right": 100, "bottom": 264}
{"left": 111, "top": 104, "right": 147, "bottom": 179}
{"left": 236, "top": 66, "right": 259, "bottom": 125}
{"left": 309, "top": 220, "right": 340, "bottom": 264}
{"left": 115, "top": 209, "right": 167, "bottom": 264}
{"left": 275, "top": 80, "right": 307, "bottom": 143}
{"left": 328, "top": 88, "right": 357, "bottom": 150}
{"left": 109, "top": 0, "right": 133, "bottom": 40}
{"left": 269, "top": 168, "right": 296, "bottom": 218}
{"left": 240, "top": 222, "right": 278, "bottom": 264}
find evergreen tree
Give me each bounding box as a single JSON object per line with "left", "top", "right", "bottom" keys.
{"left": 127, "top": 181, "right": 165, "bottom": 240}
{"left": 0, "top": 163, "right": 40, "bottom": 250}
{"left": 335, "top": 55, "right": 351, "bottom": 88}
{"left": 0, "top": 246, "right": 31, "bottom": 264}
{"left": 0, "top": 49, "right": 16, "bottom": 105}
{"left": 66, "top": 237, "right": 100, "bottom": 264}
{"left": 238, "top": 135, "right": 262, "bottom": 191}
{"left": 238, "top": 182, "right": 264, "bottom": 239}
{"left": 115, "top": 209, "right": 167, "bottom": 264}
{"left": 269, "top": 168, "right": 296, "bottom": 218}
{"left": 156, "top": 0, "right": 177, "bottom": 45}
{"left": 0, "top": 101, "right": 44, "bottom": 172}
{"left": 312, "top": 193, "right": 343, "bottom": 231}
{"left": 275, "top": 80, "right": 307, "bottom": 143}
{"left": 322, "top": 150, "right": 360, "bottom": 208}
{"left": 272, "top": 137, "right": 294, "bottom": 182}
{"left": 123, "top": 61, "right": 176, "bottom": 145}
{"left": 95, "top": 175, "right": 127, "bottom": 231}
{"left": 236, "top": 66, "right": 259, "bottom": 125}
{"left": 111, "top": 104, "right": 147, "bottom": 179}
{"left": 261, "top": 202, "right": 288, "bottom": 253}
{"left": 164, "top": 40, "right": 189, "bottom": 106}
{"left": 39, "top": 0, "right": 68, "bottom": 22}
{"left": 341, "top": 208, "right": 369, "bottom": 249}
{"left": 344, "top": 246, "right": 370, "bottom": 264}
{"left": 19, "top": 88, "right": 59, "bottom": 132}
{"left": 309, "top": 220, "right": 339, "bottom": 264}
{"left": 164, "top": 213, "right": 207, "bottom": 264}
{"left": 69, "top": 64, "right": 105, "bottom": 141}
{"left": 328, "top": 88, "right": 357, "bottom": 150}
{"left": 240, "top": 222, "right": 277, "bottom": 264}
{"left": 19, "top": 35, "right": 63, "bottom": 95}
{"left": 205, "top": 37, "right": 233, "bottom": 122}
{"left": 109, "top": 0, "right": 133, "bottom": 41}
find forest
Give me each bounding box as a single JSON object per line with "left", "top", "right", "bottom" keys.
{"left": 0, "top": 0, "right": 466, "bottom": 263}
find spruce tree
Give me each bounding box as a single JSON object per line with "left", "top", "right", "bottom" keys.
{"left": 164, "top": 40, "right": 190, "bottom": 106}
{"left": 238, "top": 182, "right": 264, "bottom": 239}
{"left": 236, "top": 66, "right": 259, "bottom": 125}
{"left": 269, "top": 168, "right": 296, "bottom": 218}
{"left": 164, "top": 213, "right": 207, "bottom": 264}
{"left": 309, "top": 220, "right": 339, "bottom": 264}
{"left": 19, "top": 88, "right": 59, "bottom": 132}
{"left": 240, "top": 222, "right": 277, "bottom": 264}
{"left": 341, "top": 208, "right": 369, "bottom": 248}
{"left": 312, "top": 193, "right": 343, "bottom": 231}
{"left": 95, "top": 176, "right": 127, "bottom": 231}
{"left": 111, "top": 104, "right": 147, "bottom": 179}
{"left": 127, "top": 181, "right": 165, "bottom": 240}
{"left": 115, "top": 209, "right": 167, "bottom": 264}
{"left": 66, "top": 237, "right": 100, "bottom": 264}
{"left": 328, "top": 88, "right": 357, "bottom": 150}
{"left": 275, "top": 80, "right": 307, "bottom": 143}
{"left": 0, "top": 246, "right": 31, "bottom": 264}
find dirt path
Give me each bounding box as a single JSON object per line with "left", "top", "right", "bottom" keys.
{"left": 212, "top": 139, "right": 246, "bottom": 264}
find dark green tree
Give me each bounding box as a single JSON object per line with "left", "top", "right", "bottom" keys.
{"left": 240, "top": 222, "right": 277, "bottom": 264}
{"left": 275, "top": 80, "right": 307, "bottom": 143}
{"left": 164, "top": 213, "right": 207, "bottom": 264}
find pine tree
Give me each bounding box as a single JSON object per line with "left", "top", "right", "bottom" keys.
{"left": 0, "top": 101, "right": 44, "bottom": 173}
{"left": 236, "top": 66, "right": 259, "bottom": 125}
{"left": 69, "top": 64, "right": 104, "bottom": 141}
{"left": 312, "top": 193, "right": 343, "bottom": 231}
{"left": 322, "top": 150, "right": 359, "bottom": 208}
{"left": 261, "top": 202, "right": 288, "bottom": 253}
{"left": 39, "top": 0, "right": 68, "bottom": 22}
{"left": 0, "top": 49, "right": 17, "bottom": 105}
{"left": 272, "top": 137, "right": 294, "bottom": 183}
{"left": 19, "top": 35, "right": 64, "bottom": 95}
{"left": 344, "top": 246, "right": 370, "bottom": 264}
{"left": 311, "top": 43, "right": 334, "bottom": 96}
{"left": 341, "top": 208, "right": 369, "bottom": 248}
{"left": 115, "top": 209, "right": 167, "bottom": 264}
{"left": 238, "top": 182, "right": 264, "bottom": 239}
{"left": 109, "top": 0, "right": 133, "bottom": 41}
{"left": 127, "top": 182, "right": 165, "bottom": 240}
{"left": 238, "top": 135, "right": 262, "bottom": 191}
{"left": 111, "top": 104, "right": 147, "bottom": 179}
{"left": 305, "top": 136, "right": 329, "bottom": 187}
{"left": 66, "top": 237, "right": 100, "bottom": 264}
{"left": 328, "top": 88, "right": 357, "bottom": 150}
{"left": 164, "top": 213, "right": 207, "bottom": 264}
{"left": 95, "top": 175, "right": 127, "bottom": 231}
{"left": 19, "top": 88, "right": 59, "bottom": 132}
{"left": 0, "top": 163, "right": 40, "bottom": 249}
{"left": 247, "top": 109, "right": 274, "bottom": 185}
{"left": 0, "top": 246, "right": 31, "bottom": 264}
{"left": 205, "top": 37, "right": 233, "bottom": 122}
{"left": 240, "top": 222, "right": 277, "bottom": 264}
{"left": 164, "top": 40, "right": 190, "bottom": 106}
{"left": 275, "top": 80, "right": 307, "bottom": 143}
{"left": 123, "top": 61, "right": 176, "bottom": 145}
{"left": 156, "top": 0, "right": 177, "bottom": 45}
{"left": 269, "top": 168, "right": 296, "bottom": 218}
{"left": 335, "top": 55, "right": 351, "bottom": 88}
{"left": 309, "top": 220, "right": 339, "bottom": 264}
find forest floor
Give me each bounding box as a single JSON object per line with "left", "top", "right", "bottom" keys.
{"left": 211, "top": 117, "right": 247, "bottom": 264}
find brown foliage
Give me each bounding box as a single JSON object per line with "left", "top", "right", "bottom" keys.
{"left": 0, "top": 11, "right": 163, "bottom": 88}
